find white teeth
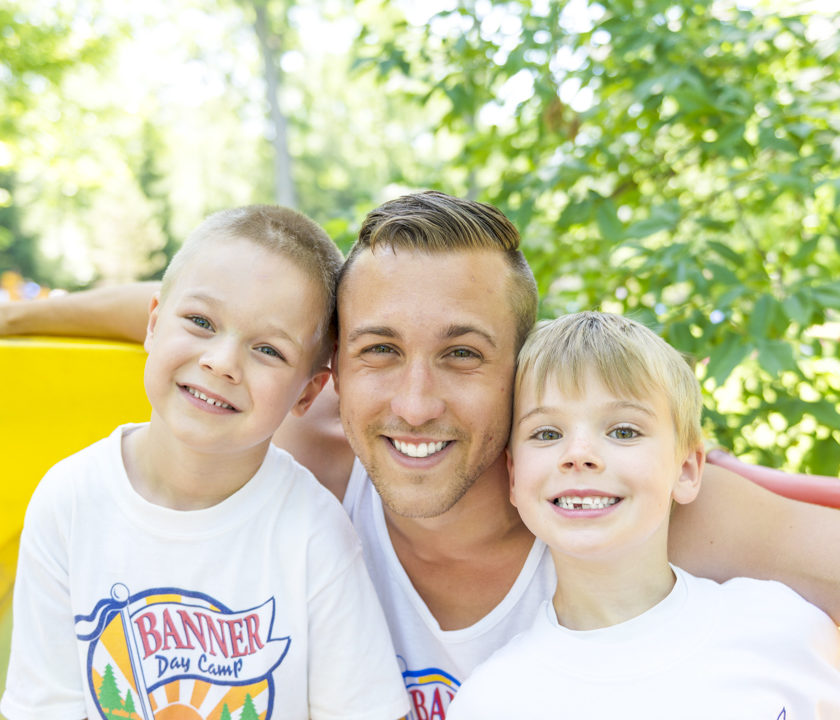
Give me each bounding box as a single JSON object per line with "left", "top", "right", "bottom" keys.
{"left": 554, "top": 495, "right": 619, "bottom": 510}
{"left": 393, "top": 440, "right": 448, "bottom": 458}
{"left": 187, "top": 386, "right": 234, "bottom": 410}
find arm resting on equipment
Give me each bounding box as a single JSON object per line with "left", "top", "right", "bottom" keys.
{"left": 706, "top": 448, "right": 840, "bottom": 508}
{"left": 0, "top": 282, "right": 159, "bottom": 343}
{"left": 670, "top": 462, "right": 840, "bottom": 624}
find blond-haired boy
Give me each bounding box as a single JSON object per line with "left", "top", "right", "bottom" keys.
{"left": 449, "top": 311, "right": 840, "bottom": 718}
{"left": 2, "top": 205, "right": 408, "bottom": 720}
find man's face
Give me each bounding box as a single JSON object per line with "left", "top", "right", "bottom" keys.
{"left": 335, "top": 247, "right": 519, "bottom": 519}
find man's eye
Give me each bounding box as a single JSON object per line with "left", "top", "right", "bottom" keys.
{"left": 367, "top": 344, "right": 395, "bottom": 354}
{"left": 188, "top": 315, "right": 212, "bottom": 330}
{"left": 610, "top": 426, "right": 638, "bottom": 440}
{"left": 450, "top": 348, "right": 479, "bottom": 359}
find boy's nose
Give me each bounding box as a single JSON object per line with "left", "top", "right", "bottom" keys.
{"left": 557, "top": 434, "right": 604, "bottom": 472}
{"left": 200, "top": 339, "right": 242, "bottom": 383}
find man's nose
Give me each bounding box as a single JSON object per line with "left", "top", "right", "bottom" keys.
{"left": 389, "top": 360, "right": 445, "bottom": 427}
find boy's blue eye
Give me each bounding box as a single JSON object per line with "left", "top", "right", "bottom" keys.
{"left": 257, "top": 346, "right": 282, "bottom": 359}
{"left": 189, "top": 316, "right": 212, "bottom": 330}
{"left": 610, "top": 426, "right": 638, "bottom": 440}
{"left": 533, "top": 429, "right": 560, "bottom": 441}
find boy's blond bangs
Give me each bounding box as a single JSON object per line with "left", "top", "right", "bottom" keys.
{"left": 515, "top": 312, "right": 703, "bottom": 453}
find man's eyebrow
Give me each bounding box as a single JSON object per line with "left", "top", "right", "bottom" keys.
{"left": 346, "top": 325, "right": 398, "bottom": 344}
{"left": 442, "top": 324, "right": 497, "bottom": 348}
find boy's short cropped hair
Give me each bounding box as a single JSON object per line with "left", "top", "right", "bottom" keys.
{"left": 515, "top": 311, "right": 703, "bottom": 453}
{"left": 339, "top": 191, "right": 538, "bottom": 352}
{"left": 161, "top": 205, "right": 344, "bottom": 367}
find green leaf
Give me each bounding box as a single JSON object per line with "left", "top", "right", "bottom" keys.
{"left": 595, "top": 199, "right": 623, "bottom": 242}
{"left": 755, "top": 339, "right": 798, "bottom": 377}
{"left": 706, "top": 335, "right": 751, "bottom": 385}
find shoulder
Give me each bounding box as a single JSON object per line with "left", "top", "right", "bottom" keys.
{"left": 263, "top": 445, "right": 360, "bottom": 543}
{"left": 25, "top": 426, "right": 124, "bottom": 520}
{"left": 681, "top": 568, "right": 839, "bottom": 647}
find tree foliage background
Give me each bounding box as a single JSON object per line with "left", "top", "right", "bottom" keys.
{"left": 1, "top": 0, "right": 838, "bottom": 474}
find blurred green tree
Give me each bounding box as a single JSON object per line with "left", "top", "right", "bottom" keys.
{"left": 0, "top": 2, "right": 117, "bottom": 285}
{"left": 354, "top": 0, "right": 840, "bottom": 474}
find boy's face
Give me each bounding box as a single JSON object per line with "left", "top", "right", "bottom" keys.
{"left": 143, "top": 237, "right": 329, "bottom": 459}
{"left": 334, "top": 247, "right": 518, "bottom": 519}
{"left": 508, "top": 370, "right": 701, "bottom": 566}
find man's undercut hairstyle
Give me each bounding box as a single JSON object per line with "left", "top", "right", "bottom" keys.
{"left": 339, "top": 190, "right": 538, "bottom": 351}
{"left": 161, "top": 204, "right": 344, "bottom": 367}
{"left": 515, "top": 311, "right": 703, "bottom": 453}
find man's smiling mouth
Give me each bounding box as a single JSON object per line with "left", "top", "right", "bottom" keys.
{"left": 390, "top": 439, "right": 450, "bottom": 458}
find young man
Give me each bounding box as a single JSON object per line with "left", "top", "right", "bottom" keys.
{"left": 3, "top": 192, "right": 840, "bottom": 720}
{"left": 1, "top": 205, "right": 408, "bottom": 720}
{"left": 446, "top": 312, "right": 840, "bottom": 718}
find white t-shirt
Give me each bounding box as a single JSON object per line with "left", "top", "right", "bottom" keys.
{"left": 448, "top": 565, "right": 840, "bottom": 719}
{"left": 1, "top": 425, "right": 409, "bottom": 720}
{"left": 342, "top": 459, "right": 557, "bottom": 720}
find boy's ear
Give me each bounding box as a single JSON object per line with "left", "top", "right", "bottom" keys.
{"left": 143, "top": 293, "right": 162, "bottom": 353}
{"left": 290, "top": 368, "right": 331, "bottom": 417}
{"left": 672, "top": 446, "right": 705, "bottom": 505}
{"left": 506, "top": 447, "right": 518, "bottom": 508}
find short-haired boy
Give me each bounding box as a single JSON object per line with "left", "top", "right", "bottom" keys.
{"left": 1, "top": 205, "right": 409, "bottom": 720}
{"left": 448, "top": 311, "right": 840, "bottom": 718}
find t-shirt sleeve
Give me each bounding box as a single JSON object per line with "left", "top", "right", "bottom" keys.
{"left": 0, "top": 465, "right": 87, "bottom": 720}
{"left": 305, "top": 506, "right": 409, "bottom": 720}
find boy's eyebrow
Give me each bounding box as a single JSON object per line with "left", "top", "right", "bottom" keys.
{"left": 515, "top": 399, "right": 656, "bottom": 425}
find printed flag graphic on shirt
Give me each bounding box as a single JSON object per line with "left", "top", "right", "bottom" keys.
{"left": 75, "top": 584, "right": 290, "bottom": 719}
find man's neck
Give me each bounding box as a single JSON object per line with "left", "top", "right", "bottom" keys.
{"left": 122, "top": 421, "right": 268, "bottom": 511}
{"left": 550, "top": 547, "right": 675, "bottom": 631}
{"left": 384, "top": 454, "right": 535, "bottom": 630}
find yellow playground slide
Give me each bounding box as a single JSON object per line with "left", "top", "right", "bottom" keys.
{"left": 0, "top": 336, "right": 150, "bottom": 616}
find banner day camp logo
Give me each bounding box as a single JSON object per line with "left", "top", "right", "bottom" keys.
{"left": 75, "top": 584, "right": 290, "bottom": 719}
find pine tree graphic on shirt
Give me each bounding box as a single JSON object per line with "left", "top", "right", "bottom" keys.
{"left": 98, "top": 663, "right": 124, "bottom": 718}
{"left": 124, "top": 689, "right": 138, "bottom": 718}
{"left": 241, "top": 693, "right": 260, "bottom": 720}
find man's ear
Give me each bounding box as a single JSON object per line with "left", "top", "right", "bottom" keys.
{"left": 143, "top": 293, "right": 161, "bottom": 353}
{"left": 290, "top": 368, "right": 331, "bottom": 417}
{"left": 672, "top": 446, "right": 705, "bottom": 505}
{"left": 506, "top": 447, "right": 518, "bottom": 508}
